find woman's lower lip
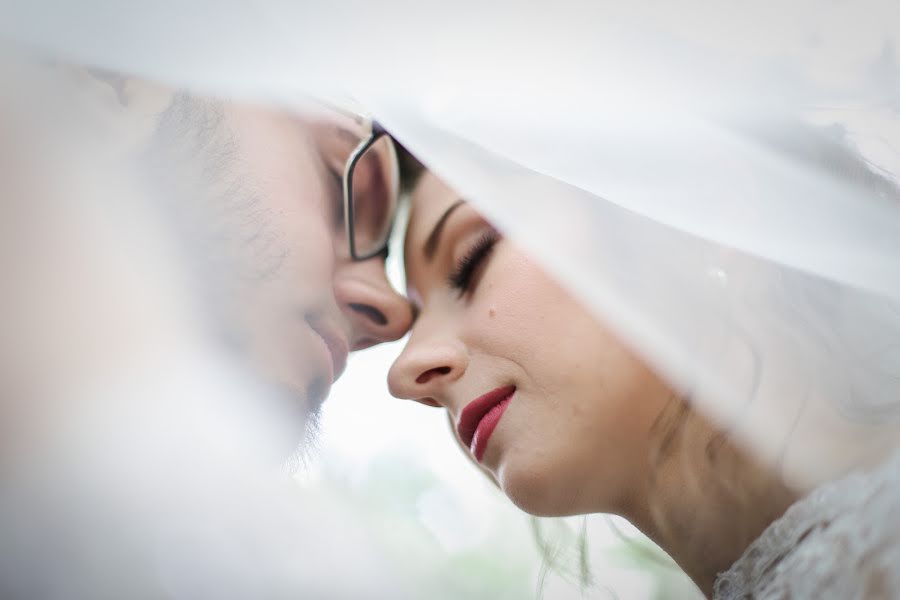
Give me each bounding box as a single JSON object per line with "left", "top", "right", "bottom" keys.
{"left": 471, "top": 395, "right": 513, "bottom": 462}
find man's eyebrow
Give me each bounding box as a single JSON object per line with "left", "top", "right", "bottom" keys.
{"left": 424, "top": 199, "right": 465, "bottom": 261}
{"left": 333, "top": 124, "right": 359, "bottom": 144}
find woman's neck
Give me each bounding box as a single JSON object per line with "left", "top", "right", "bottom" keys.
{"left": 619, "top": 413, "right": 797, "bottom": 597}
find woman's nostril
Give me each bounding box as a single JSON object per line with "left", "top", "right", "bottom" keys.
{"left": 416, "top": 366, "right": 451, "bottom": 385}
{"left": 348, "top": 302, "right": 388, "bottom": 326}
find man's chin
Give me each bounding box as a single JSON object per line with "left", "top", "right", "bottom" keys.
{"left": 304, "top": 375, "right": 330, "bottom": 421}
{"left": 255, "top": 376, "right": 330, "bottom": 462}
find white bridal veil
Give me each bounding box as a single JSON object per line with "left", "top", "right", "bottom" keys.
{"left": 1, "top": 0, "right": 899, "bottom": 596}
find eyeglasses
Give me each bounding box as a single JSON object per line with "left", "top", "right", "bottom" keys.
{"left": 342, "top": 118, "right": 399, "bottom": 261}
{"left": 307, "top": 99, "right": 401, "bottom": 261}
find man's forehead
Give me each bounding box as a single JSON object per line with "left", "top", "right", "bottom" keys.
{"left": 305, "top": 111, "right": 370, "bottom": 171}
{"left": 297, "top": 97, "right": 368, "bottom": 138}
{"left": 308, "top": 116, "right": 360, "bottom": 142}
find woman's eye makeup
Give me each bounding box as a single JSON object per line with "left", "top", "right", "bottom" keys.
{"left": 447, "top": 228, "right": 500, "bottom": 296}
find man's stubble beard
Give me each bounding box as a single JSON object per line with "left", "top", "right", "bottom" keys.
{"left": 142, "top": 94, "right": 325, "bottom": 455}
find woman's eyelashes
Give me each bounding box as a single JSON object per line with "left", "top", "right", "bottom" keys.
{"left": 447, "top": 229, "right": 500, "bottom": 296}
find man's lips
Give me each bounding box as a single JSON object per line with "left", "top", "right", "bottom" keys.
{"left": 456, "top": 385, "right": 516, "bottom": 462}
{"left": 308, "top": 319, "right": 349, "bottom": 383}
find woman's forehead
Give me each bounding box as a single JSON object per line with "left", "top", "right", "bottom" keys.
{"left": 402, "top": 172, "right": 461, "bottom": 298}
{"left": 405, "top": 172, "right": 460, "bottom": 247}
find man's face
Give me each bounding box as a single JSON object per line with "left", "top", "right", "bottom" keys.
{"left": 0, "top": 69, "right": 413, "bottom": 595}
{"left": 0, "top": 72, "right": 412, "bottom": 455}
{"left": 202, "top": 102, "right": 413, "bottom": 425}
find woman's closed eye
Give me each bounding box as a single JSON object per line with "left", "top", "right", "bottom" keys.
{"left": 448, "top": 228, "right": 500, "bottom": 297}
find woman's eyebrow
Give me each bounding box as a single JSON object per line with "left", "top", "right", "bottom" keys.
{"left": 424, "top": 199, "right": 465, "bottom": 261}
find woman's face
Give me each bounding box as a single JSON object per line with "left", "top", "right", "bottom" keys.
{"left": 389, "top": 172, "right": 674, "bottom": 517}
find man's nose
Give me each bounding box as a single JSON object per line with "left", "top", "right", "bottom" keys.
{"left": 333, "top": 258, "right": 413, "bottom": 350}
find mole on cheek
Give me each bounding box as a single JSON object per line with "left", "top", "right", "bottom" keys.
{"left": 489, "top": 307, "right": 496, "bottom": 318}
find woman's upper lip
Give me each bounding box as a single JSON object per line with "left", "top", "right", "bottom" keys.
{"left": 456, "top": 385, "right": 516, "bottom": 450}
{"left": 308, "top": 319, "right": 349, "bottom": 382}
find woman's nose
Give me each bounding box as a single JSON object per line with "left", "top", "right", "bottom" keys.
{"left": 387, "top": 331, "right": 468, "bottom": 408}
{"left": 333, "top": 258, "right": 413, "bottom": 350}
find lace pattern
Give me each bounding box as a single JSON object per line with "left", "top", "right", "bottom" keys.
{"left": 714, "top": 450, "right": 900, "bottom": 599}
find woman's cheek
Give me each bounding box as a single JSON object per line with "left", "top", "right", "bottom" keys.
{"left": 470, "top": 248, "right": 551, "bottom": 360}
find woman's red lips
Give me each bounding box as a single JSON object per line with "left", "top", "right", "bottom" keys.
{"left": 457, "top": 385, "right": 516, "bottom": 462}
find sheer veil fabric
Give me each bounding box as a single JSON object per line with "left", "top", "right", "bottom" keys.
{"left": 5, "top": 0, "right": 899, "bottom": 495}
{"left": 2, "top": 0, "right": 899, "bottom": 589}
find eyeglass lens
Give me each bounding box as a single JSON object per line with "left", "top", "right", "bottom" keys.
{"left": 351, "top": 135, "right": 397, "bottom": 257}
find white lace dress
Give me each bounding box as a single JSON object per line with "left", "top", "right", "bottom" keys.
{"left": 714, "top": 451, "right": 900, "bottom": 599}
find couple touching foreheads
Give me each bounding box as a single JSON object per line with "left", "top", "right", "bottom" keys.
{"left": 137, "top": 89, "right": 796, "bottom": 596}
{"left": 5, "top": 67, "right": 899, "bottom": 599}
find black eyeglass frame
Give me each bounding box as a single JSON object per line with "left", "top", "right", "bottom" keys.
{"left": 342, "top": 120, "right": 397, "bottom": 261}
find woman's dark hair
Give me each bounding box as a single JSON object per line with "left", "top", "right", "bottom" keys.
{"left": 395, "top": 142, "right": 426, "bottom": 195}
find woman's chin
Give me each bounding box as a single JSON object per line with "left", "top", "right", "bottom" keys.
{"left": 498, "top": 461, "right": 588, "bottom": 517}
